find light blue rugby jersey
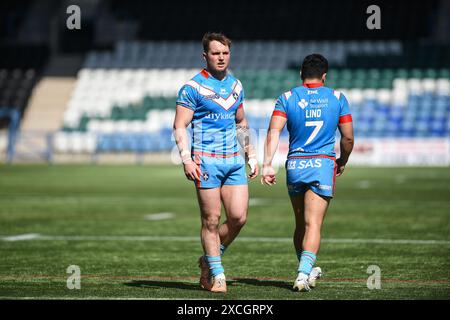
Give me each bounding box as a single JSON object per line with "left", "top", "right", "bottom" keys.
{"left": 176, "top": 69, "right": 244, "bottom": 155}
{"left": 273, "top": 83, "right": 352, "bottom": 158}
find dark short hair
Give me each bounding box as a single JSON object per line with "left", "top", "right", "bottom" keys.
{"left": 301, "top": 54, "right": 328, "bottom": 80}
{"left": 202, "top": 32, "right": 232, "bottom": 52}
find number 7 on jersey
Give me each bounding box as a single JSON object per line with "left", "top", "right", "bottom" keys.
{"left": 304, "top": 120, "right": 324, "bottom": 145}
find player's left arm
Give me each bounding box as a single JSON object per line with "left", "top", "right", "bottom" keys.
{"left": 235, "top": 107, "right": 259, "bottom": 179}
{"left": 336, "top": 92, "right": 354, "bottom": 177}
{"left": 337, "top": 121, "right": 354, "bottom": 177}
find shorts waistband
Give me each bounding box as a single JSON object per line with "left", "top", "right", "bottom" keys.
{"left": 287, "top": 155, "right": 336, "bottom": 160}
{"left": 193, "top": 151, "right": 240, "bottom": 158}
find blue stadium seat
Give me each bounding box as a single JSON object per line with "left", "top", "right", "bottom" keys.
{"left": 97, "top": 134, "right": 112, "bottom": 152}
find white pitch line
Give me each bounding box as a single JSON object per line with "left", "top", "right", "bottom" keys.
{"left": 1, "top": 233, "right": 42, "bottom": 241}
{"left": 1, "top": 234, "right": 450, "bottom": 245}
{"left": 249, "top": 198, "right": 270, "bottom": 206}
{"left": 144, "top": 212, "right": 175, "bottom": 221}
{"left": 356, "top": 180, "right": 371, "bottom": 189}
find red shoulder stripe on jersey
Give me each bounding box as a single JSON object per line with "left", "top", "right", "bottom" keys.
{"left": 200, "top": 69, "right": 209, "bottom": 78}
{"left": 339, "top": 114, "right": 353, "bottom": 124}
{"left": 272, "top": 110, "right": 287, "bottom": 118}
{"left": 238, "top": 103, "right": 243, "bottom": 109}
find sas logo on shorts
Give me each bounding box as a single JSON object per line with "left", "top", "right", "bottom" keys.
{"left": 287, "top": 159, "right": 322, "bottom": 170}
{"left": 202, "top": 172, "right": 209, "bottom": 181}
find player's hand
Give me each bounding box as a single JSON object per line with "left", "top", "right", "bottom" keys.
{"left": 247, "top": 157, "right": 259, "bottom": 179}
{"left": 335, "top": 158, "right": 346, "bottom": 177}
{"left": 183, "top": 159, "right": 200, "bottom": 181}
{"left": 261, "top": 164, "right": 276, "bottom": 186}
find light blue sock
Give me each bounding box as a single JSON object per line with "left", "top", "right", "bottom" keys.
{"left": 298, "top": 250, "right": 317, "bottom": 275}
{"left": 220, "top": 244, "right": 227, "bottom": 256}
{"left": 205, "top": 255, "right": 225, "bottom": 277}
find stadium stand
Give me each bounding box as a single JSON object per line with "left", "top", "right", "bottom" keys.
{"left": 0, "top": 45, "right": 47, "bottom": 122}
{"left": 54, "top": 39, "right": 450, "bottom": 154}
{"left": 0, "top": 44, "right": 47, "bottom": 161}
{"left": 109, "top": 0, "right": 440, "bottom": 41}
{"left": 0, "top": 69, "right": 38, "bottom": 118}
{"left": 0, "top": 0, "right": 449, "bottom": 162}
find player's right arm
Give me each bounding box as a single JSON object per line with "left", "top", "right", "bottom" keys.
{"left": 174, "top": 84, "right": 201, "bottom": 181}
{"left": 336, "top": 93, "right": 354, "bottom": 177}
{"left": 261, "top": 95, "right": 288, "bottom": 186}
{"left": 173, "top": 105, "right": 200, "bottom": 181}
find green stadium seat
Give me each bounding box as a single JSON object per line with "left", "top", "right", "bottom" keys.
{"left": 78, "top": 115, "right": 89, "bottom": 132}
{"left": 410, "top": 69, "right": 425, "bottom": 78}
{"left": 424, "top": 69, "right": 438, "bottom": 79}
{"left": 439, "top": 69, "right": 450, "bottom": 78}
{"left": 395, "top": 69, "right": 409, "bottom": 78}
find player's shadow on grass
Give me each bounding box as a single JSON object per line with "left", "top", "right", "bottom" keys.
{"left": 124, "top": 278, "right": 290, "bottom": 291}
{"left": 124, "top": 280, "right": 200, "bottom": 291}
{"left": 229, "top": 278, "right": 290, "bottom": 290}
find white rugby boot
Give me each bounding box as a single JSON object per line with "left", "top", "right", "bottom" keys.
{"left": 293, "top": 272, "right": 311, "bottom": 292}
{"left": 200, "top": 272, "right": 227, "bottom": 293}
{"left": 308, "top": 267, "right": 322, "bottom": 288}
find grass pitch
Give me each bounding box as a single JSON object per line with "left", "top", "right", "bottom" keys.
{"left": 0, "top": 164, "right": 449, "bottom": 300}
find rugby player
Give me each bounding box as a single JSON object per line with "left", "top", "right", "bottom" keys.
{"left": 173, "top": 32, "right": 258, "bottom": 293}
{"left": 261, "top": 54, "right": 354, "bottom": 291}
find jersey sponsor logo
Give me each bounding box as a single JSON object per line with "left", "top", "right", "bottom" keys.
{"left": 298, "top": 99, "right": 308, "bottom": 109}
{"left": 203, "top": 93, "right": 221, "bottom": 100}
{"left": 204, "top": 112, "right": 235, "bottom": 121}
{"left": 310, "top": 98, "right": 328, "bottom": 108}
{"left": 307, "top": 90, "right": 318, "bottom": 95}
